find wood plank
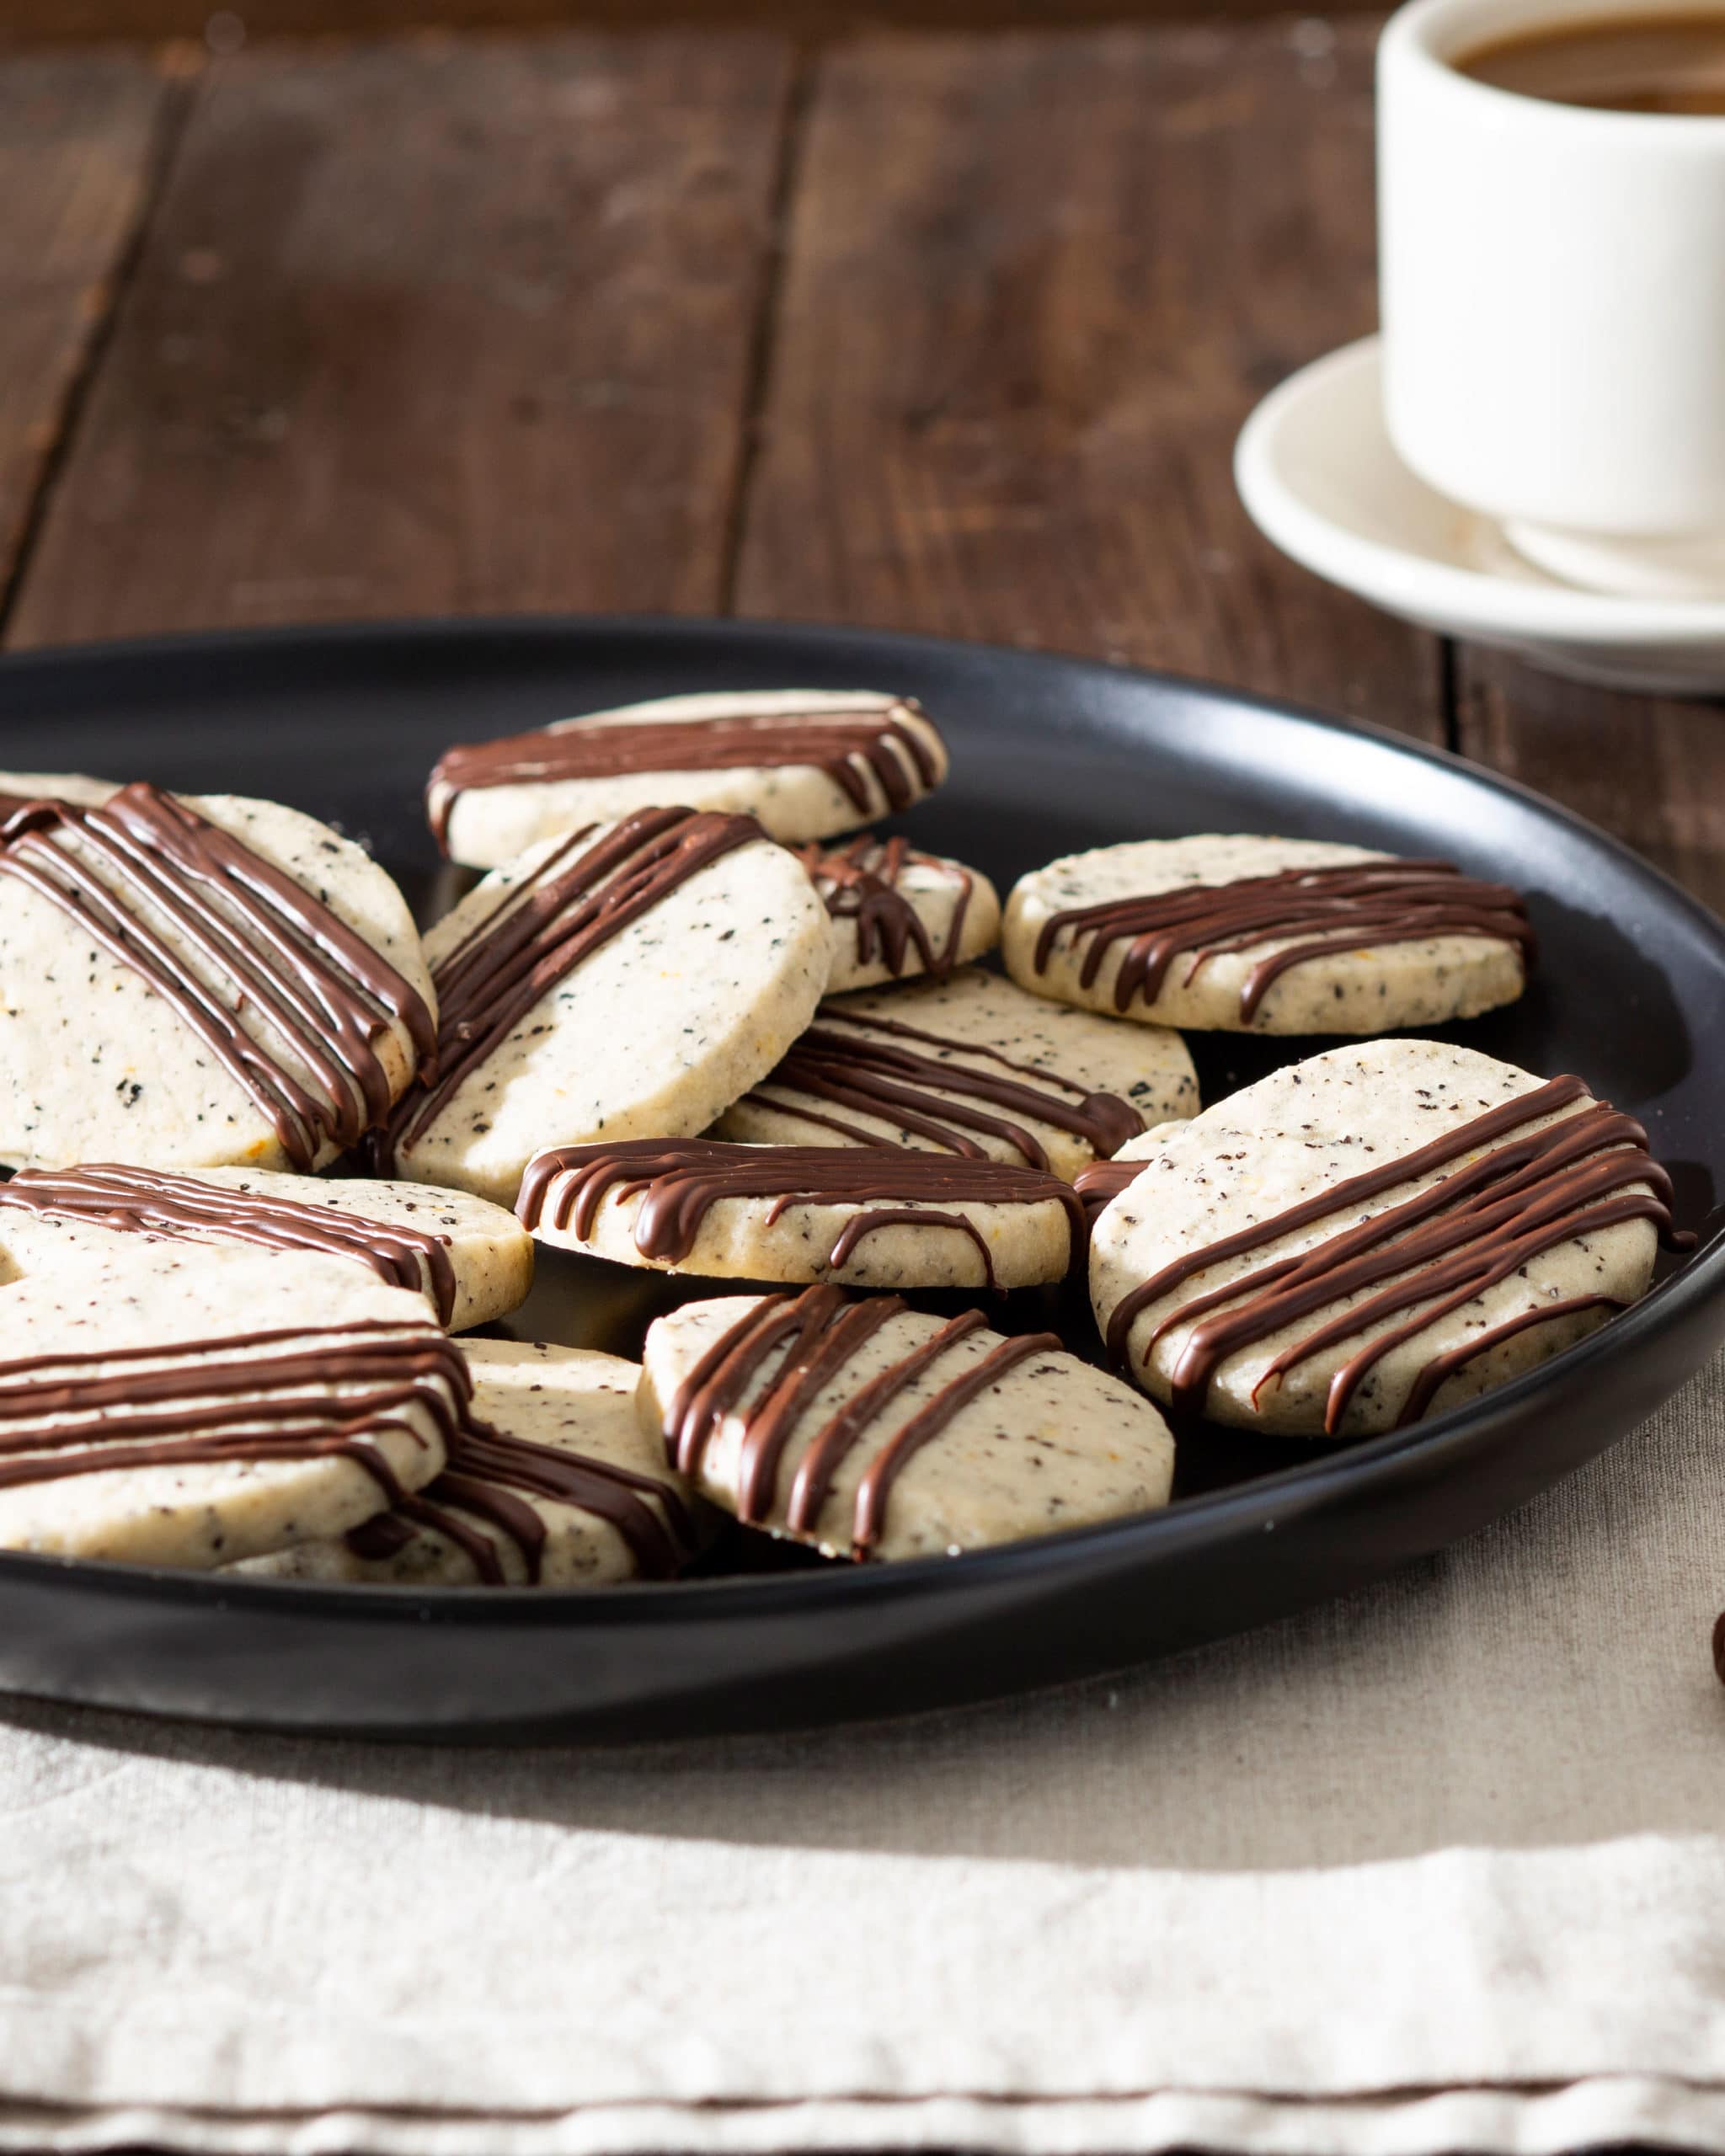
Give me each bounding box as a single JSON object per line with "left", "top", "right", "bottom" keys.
{"left": 6, "top": 33, "right": 790, "bottom": 647}
{"left": 1456, "top": 654, "right": 1725, "bottom": 915}
{"left": 3, "top": 0, "right": 1392, "bottom": 45}
{"left": 736, "top": 21, "right": 1445, "bottom": 741}
{"left": 0, "top": 51, "right": 177, "bottom": 622}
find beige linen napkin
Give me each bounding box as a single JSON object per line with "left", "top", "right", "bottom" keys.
{"left": 1, "top": 1353, "right": 1722, "bottom": 2155}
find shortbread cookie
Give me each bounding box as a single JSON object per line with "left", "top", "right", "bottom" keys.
{"left": 428, "top": 690, "right": 950, "bottom": 867}
{"left": 799, "top": 835, "right": 1000, "bottom": 993}
{"left": 1090, "top": 1040, "right": 1683, "bottom": 1438}
{"left": 0, "top": 1163, "right": 530, "bottom": 1331}
{"left": 0, "top": 771, "right": 119, "bottom": 813}
{"left": 232, "top": 1341, "right": 699, "bottom": 1586}
{"left": 1004, "top": 835, "right": 1532, "bottom": 1034}
{"left": 715, "top": 965, "right": 1197, "bottom": 1179}
{"left": 519, "top": 1137, "right": 1084, "bottom": 1291}
{"left": 376, "top": 806, "right": 828, "bottom": 1205}
{"left": 639, "top": 1285, "right": 1175, "bottom": 1562}
{"left": 0, "top": 1242, "right": 462, "bottom": 1567}
{"left": 0, "top": 782, "right": 435, "bottom": 1174}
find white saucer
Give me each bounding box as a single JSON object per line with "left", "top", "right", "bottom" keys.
{"left": 1234, "top": 336, "right": 1725, "bottom": 696}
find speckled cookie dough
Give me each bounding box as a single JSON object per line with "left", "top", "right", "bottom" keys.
{"left": 0, "top": 1243, "right": 459, "bottom": 1568}
{"left": 429, "top": 690, "right": 951, "bottom": 867}
{"left": 1003, "top": 835, "right": 1531, "bottom": 1034}
{"left": 383, "top": 809, "right": 830, "bottom": 1207}
{"left": 1090, "top": 1039, "right": 1671, "bottom": 1438}
{"left": 715, "top": 964, "right": 1198, "bottom": 1179}
{"left": 0, "top": 783, "right": 435, "bottom": 1175}
{"left": 0, "top": 771, "right": 119, "bottom": 810}
{"left": 801, "top": 835, "right": 1001, "bottom": 993}
{"left": 518, "top": 1137, "right": 1081, "bottom": 1291}
{"left": 638, "top": 1286, "right": 1176, "bottom": 1563}
{"left": 232, "top": 1340, "right": 702, "bottom": 1586}
{"left": 0, "top": 1163, "right": 531, "bottom": 1331}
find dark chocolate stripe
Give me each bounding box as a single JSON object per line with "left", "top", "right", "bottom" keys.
{"left": 0, "top": 786, "right": 434, "bottom": 1171}
{"left": 0, "top": 1320, "right": 467, "bottom": 1499}
{"left": 1393, "top": 1293, "right": 1625, "bottom": 1428}
{"left": 660, "top": 1287, "right": 1060, "bottom": 1557}
{"left": 516, "top": 1137, "right": 1086, "bottom": 1291}
{"left": 786, "top": 1308, "right": 989, "bottom": 1537}
{"left": 824, "top": 1208, "right": 997, "bottom": 1289}
{"left": 1104, "top": 1076, "right": 1691, "bottom": 1432}
{"left": 0, "top": 1163, "right": 460, "bottom": 1326}
{"left": 392, "top": 1468, "right": 536, "bottom": 1586}
{"left": 347, "top": 1510, "right": 418, "bottom": 1561}
{"left": 798, "top": 835, "right": 974, "bottom": 980}
{"left": 375, "top": 1419, "right": 697, "bottom": 1583}
{"left": 428, "top": 698, "right": 942, "bottom": 850}
{"left": 1074, "top": 1156, "right": 1146, "bottom": 1220}
{"left": 738, "top": 1010, "right": 1143, "bottom": 1170}
{"left": 379, "top": 806, "right": 761, "bottom": 1167}
{"left": 664, "top": 1290, "right": 849, "bottom": 1480}
{"left": 851, "top": 1331, "right": 1056, "bottom": 1553}
{"left": 1033, "top": 857, "right": 1535, "bottom": 1022}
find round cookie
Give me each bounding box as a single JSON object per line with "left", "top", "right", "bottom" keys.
{"left": 377, "top": 806, "right": 830, "bottom": 1206}
{"left": 518, "top": 1137, "right": 1084, "bottom": 1292}
{"left": 1090, "top": 1039, "right": 1680, "bottom": 1439}
{"left": 639, "top": 1285, "right": 1176, "bottom": 1563}
{"left": 0, "top": 771, "right": 120, "bottom": 812}
{"left": 0, "top": 779, "right": 435, "bottom": 1175}
{"left": 799, "top": 835, "right": 1000, "bottom": 993}
{"left": 232, "top": 1341, "right": 701, "bottom": 1587}
{"left": 0, "top": 1163, "right": 531, "bottom": 1331}
{"left": 715, "top": 964, "right": 1198, "bottom": 1180}
{"left": 428, "top": 690, "right": 949, "bottom": 868}
{"left": 0, "top": 1242, "right": 462, "bottom": 1568}
{"left": 1004, "top": 834, "right": 1532, "bottom": 1034}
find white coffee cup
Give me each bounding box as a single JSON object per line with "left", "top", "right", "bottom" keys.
{"left": 1378, "top": 0, "right": 1725, "bottom": 598}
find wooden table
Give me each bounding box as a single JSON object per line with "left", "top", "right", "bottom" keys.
{"left": 2, "top": 20, "right": 1721, "bottom": 909}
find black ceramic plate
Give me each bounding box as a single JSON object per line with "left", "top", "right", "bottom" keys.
{"left": 0, "top": 616, "right": 1721, "bottom": 1743}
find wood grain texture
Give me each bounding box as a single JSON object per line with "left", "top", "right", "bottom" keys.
{"left": 6, "top": 33, "right": 791, "bottom": 646}
{"left": 0, "top": 51, "right": 175, "bottom": 619}
{"left": 735, "top": 21, "right": 1444, "bottom": 740}
{"left": 2, "top": 0, "right": 1391, "bottom": 45}
{"left": 1457, "top": 655, "right": 1725, "bottom": 915}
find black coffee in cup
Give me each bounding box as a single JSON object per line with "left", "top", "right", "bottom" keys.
{"left": 1458, "top": 10, "right": 1725, "bottom": 112}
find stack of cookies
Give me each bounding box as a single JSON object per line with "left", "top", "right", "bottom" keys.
{"left": 0, "top": 691, "right": 1688, "bottom": 1586}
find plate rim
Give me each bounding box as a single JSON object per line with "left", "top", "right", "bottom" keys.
{"left": 0, "top": 610, "right": 1721, "bottom": 1623}
{"left": 1234, "top": 334, "right": 1725, "bottom": 646}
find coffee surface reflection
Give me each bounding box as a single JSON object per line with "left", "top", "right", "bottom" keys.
{"left": 1458, "top": 11, "right": 1725, "bottom": 111}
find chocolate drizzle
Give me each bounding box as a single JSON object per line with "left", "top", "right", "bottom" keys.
{"left": 738, "top": 1010, "right": 1143, "bottom": 1170}
{"left": 1074, "top": 1155, "right": 1146, "bottom": 1220}
{"left": 353, "top": 1417, "right": 697, "bottom": 1584}
{"left": 0, "top": 1163, "right": 461, "bottom": 1325}
{"left": 798, "top": 836, "right": 974, "bottom": 980}
{"left": 661, "top": 1286, "right": 1062, "bottom": 1556}
{"left": 0, "top": 785, "right": 435, "bottom": 1170}
{"left": 0, "top": 1320, "right": 466, "bottom": 1499}
{"left": 517, "top": 1137, "right": 1085, "bottom": 1290}
{"left": 0, "top": 1299, "right": 691, "bottom": 1580}
{"left": 378, "top": 806, "right": 760, "bottom": 1166}
{"left": 1103, "top": 1075, "right": 1691, "bottom": 1433}
{"left": 1033, "top": 858, "right": 1535, "bottom": 1022}
{"left": 428, "top": 697, "right": 942, "bottom": 851}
